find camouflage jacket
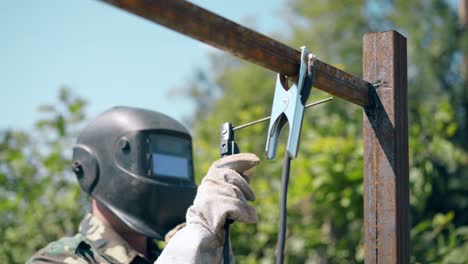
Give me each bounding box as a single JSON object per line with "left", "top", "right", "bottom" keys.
{"left": 27, "top": 213, "right": 160, "bottom": 264}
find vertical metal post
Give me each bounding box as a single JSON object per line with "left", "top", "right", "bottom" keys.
{"left": 460, "top": 0, "right": 467, "bottom": 78}
{"left": 363, "top": 31, "right": 409, "bottom": 263}
{"left": 460, "top": 0, "right": 467, "bottom": 26}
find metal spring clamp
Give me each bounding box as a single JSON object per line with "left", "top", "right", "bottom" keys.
{"left": 265, "top": 47, "right": 316, "bottom": 159}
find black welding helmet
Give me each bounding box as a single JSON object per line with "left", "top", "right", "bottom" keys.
{"left": 72, "top": 106, "right": 197, "bottom": 240}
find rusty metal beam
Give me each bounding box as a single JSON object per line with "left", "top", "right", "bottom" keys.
{"left": 100, "top": 0, "right": 371, "bottom": 107}
{"left": 363, "top": 31, "right": 409, "bottom": 263}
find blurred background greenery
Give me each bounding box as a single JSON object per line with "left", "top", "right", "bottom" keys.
{"left": 1, "top": 0, "right": 467, "bottom": 263}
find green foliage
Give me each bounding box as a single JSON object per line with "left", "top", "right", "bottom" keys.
{"left": 412, "top": 212, "right": 468, "bottom": 263}
{"left": 0, "top": 87, "right": 88, "bottom": 264}
{"left": 1, "top": 1, "right": 466, "bottom": 263}
{"left": 181, "top": 0, "right": 468, "bottom": 263}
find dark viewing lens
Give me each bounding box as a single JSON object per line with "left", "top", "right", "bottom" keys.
{"left": 152, "top": 153, "right": 189, "bottom": 179}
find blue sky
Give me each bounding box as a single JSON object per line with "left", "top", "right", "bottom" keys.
{"left": 0, "top": 0, "right": 284, "bottom": 129}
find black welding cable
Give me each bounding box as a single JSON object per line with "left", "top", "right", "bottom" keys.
{"left": 276, "top": 151, "right": 291, "bottom": 264}
{"left": 224, "top": 219, "right": 233, "bottom": 264}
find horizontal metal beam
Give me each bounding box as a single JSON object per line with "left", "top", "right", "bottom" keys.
{"left": 101, "top": 0, "right": 371, "bottom": 107}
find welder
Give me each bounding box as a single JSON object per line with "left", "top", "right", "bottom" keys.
{"left": 28, "top": 106, "right": 260, "bottom": 264}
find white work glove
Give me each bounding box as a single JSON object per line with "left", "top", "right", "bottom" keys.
{"left": 155, "top": 153, "right": 260, "bottom": 264}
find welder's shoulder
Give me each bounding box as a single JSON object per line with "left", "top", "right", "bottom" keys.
{"left": 27, "top": 234, "right": 96, "bottom": 264}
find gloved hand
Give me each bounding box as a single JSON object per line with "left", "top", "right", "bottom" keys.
{"left": 155, "top": 153, "right": 261, "bottom": 264}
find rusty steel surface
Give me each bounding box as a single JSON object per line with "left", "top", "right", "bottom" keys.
{"left": 461, "top": 0, "right": 468, "bottom": 78}
{"left": 100, "top": 0, "right": 371, "bottom": 107}
{"left": 460, "top": 0, "right": 467, "bottom": 26}
{"left": 363, "top": 31, "right": 409, "bottom": 263}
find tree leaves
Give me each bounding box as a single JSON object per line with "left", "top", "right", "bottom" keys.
{"left": 0, "top": 88, "right": 87, "bottom": 263}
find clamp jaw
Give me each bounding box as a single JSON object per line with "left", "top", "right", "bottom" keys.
{"left": 220, "top": 122, "right": 239, "bottom": 157}
{"left": 265, "top": 47, "right": 316, "bottom": 159}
